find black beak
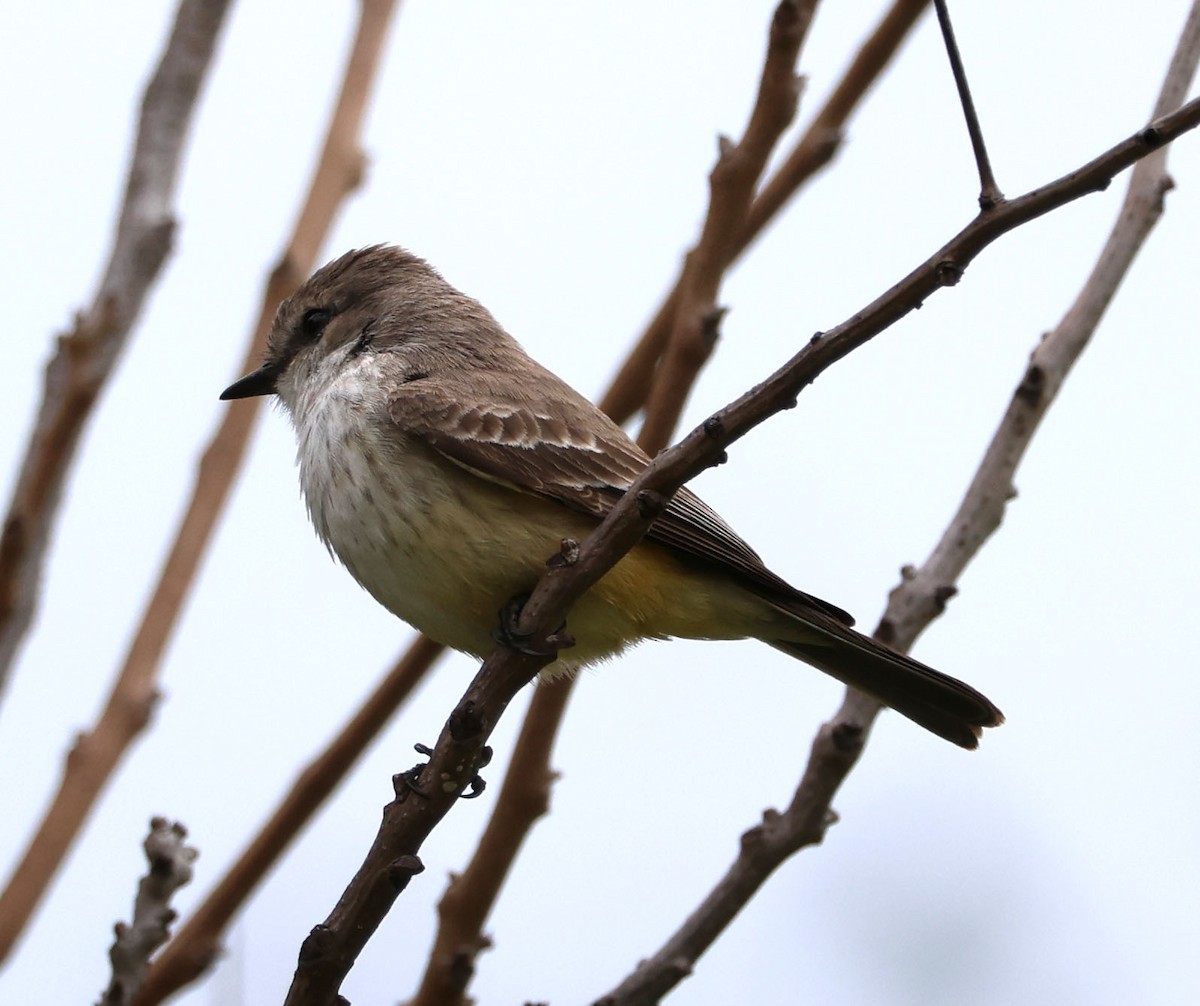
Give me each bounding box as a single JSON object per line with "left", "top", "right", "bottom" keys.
{"left": 220, "top": 362, "right": 281, "bottom": 400}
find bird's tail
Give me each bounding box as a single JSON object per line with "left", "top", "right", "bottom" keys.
{"left": 768, "top": 618, "right": 1004, "bottom": 749}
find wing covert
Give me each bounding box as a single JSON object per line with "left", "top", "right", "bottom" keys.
{"left": 387, "top": 370, "right": 853, "bottom": 625}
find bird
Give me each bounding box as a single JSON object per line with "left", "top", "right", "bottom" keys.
{"left": 221, "top": 245, "right": 1003, "bottom": 748}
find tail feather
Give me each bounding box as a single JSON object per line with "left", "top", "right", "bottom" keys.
{"left": 769, "top": 625, "right": 1004, "bottom": 750}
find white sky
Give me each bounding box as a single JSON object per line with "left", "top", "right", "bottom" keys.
{"left": 2, "top": 2, "right": 1198, "bottom": 1004}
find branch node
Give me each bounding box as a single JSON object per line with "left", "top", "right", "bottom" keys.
{"left": 1138, "top": 125, "right": 1165, "bottom": 148}
{"left": 701, "top": 306, "right": 728, "bottom": 346}
{"left": 387, "top": 855, "right": 425, "bottom": 890}
{"left": 1015, "top": 363, "right": 1046, "bottom": 406}
{"left": 449, "top": 700, "right": 485, "bottom": 742}
{"left": 548, "top": 537, "right": 580, "bottom": 568}
{"left": 544, "top": 627, "right": 576, "bottom": 651}
{"left": 635, "top": 489, "right": 666, "bottom": 519}
{"left": 932, "top": 584, "right": 958, "bottom": 612}
{"left": 298, "top": 925, "right": 335, "bottom": 963}
{"left": 448, "top": 947, "right": 478, "bottom": 985}
{"left": 935, "top": 259, "right": 963, "bottom": 287}
{"left": 740, "top": 822, "right": 765, "bottom": 854}
{"left": 347, "top": 148, "right": 370, "bottom": 192}
{"left": 829, "top": 720, "right": 864, "bottom": 755}
{"left": 667, "top": 955, "right": 694, "bottom": 980}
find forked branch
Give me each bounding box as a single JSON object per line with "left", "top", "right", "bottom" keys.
{"left": 934, "top": 0, "right": 1002, "bottom": 206}
{"left": 595, "top": 7, "right": 1200, "bottom": 1001}
{"left": 0, "top": 0, "right": 232, "bottom": 703}
{"left": 0, "top": 0, "right": 400, "bottom": 968}
{"left": 282, "top": 92, "right": 1200, "bottom": 1006}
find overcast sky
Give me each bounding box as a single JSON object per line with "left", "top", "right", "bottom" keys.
{"left": 2, "top": 2, "right": 1198, "bottom": 1004}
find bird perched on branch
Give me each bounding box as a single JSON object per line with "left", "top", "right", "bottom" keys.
{"left": 222, "top": 245, "right": 1003, "bottom": 749}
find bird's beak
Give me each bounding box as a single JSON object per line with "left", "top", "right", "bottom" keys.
{"left": 220, "top": 362, "right": 281, "bottom": 400}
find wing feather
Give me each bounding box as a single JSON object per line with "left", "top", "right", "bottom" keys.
{"left": 388, "top": 371, "right": 853, "bottom": 625}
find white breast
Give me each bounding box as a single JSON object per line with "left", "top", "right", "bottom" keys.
{"left": 290, "top": 357, "right": 511, "bottom": 654}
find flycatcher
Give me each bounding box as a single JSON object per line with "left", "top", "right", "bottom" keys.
{"left": 222, "top": 245, "right": 1003, "bottom": 749}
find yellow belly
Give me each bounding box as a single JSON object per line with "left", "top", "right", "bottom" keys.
{"left": 302, "top": 432, "right": 768, "bottom": 666}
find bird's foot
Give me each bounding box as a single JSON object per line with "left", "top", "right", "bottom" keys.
{"left": 492, "top": 593, "right": 570, "bottom": 657}
{"left": 395, "top": 742, "right": 492, "bottom": 801}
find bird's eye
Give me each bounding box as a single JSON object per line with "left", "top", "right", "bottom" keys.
{"left": 300, "top": 307, "right": 333, "bottom": 339}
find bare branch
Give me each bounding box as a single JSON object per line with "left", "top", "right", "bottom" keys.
{"left": 605, "top": 0, "right": 930, "bottom": 425}
{"left": 281, "top": 95, "right": 1200, "bottom": 1006}
{"left": 98, "top": 819, "right": 197, "bottom": 1006}
{"left": 743, "top": 0, "right": 930, "bottom": 244}
{"left": 0, "top": 0, "right": 400, "bottom": 966}
{"left": 592, "top": 9, "right": 1200, "bottom": 1001}
{"left": 592, "top": 722, "right": 859, "bottom": 1006}
{"left": 934, "top": 0, "right": 1002, "bottom": 206}
{"left": 515, "top": 99, "right": 1200, "bottom": 654}
{"left": 408, "top": 678, "right": 569, "bottom": 1006}
{"left": 639, "top": 0, "right": 814, "bottom": 450}
{"left": 874, "top": 0, "right": 1200, "bottom": 663}
{"left": 0, "top": 0, "right": 231, "bottom": 703}
{"left": 423, "top": 15, "right": 938, "bottom": 981}
{"left": 407, "top": 9, "right": 818, "bottom": 999}
{"left": 133, "top": 637, "right": 441, "bottom": 1006}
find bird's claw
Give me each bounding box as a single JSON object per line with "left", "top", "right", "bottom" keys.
{"left": 492, "top": 593, "right": 568, "bottom": 657}
{"left": 395, "top": 742, "right": 492, "bottom": 801}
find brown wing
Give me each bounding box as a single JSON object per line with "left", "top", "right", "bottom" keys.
{"left": 388, "top": 370, "right": 853, "bottom": 626}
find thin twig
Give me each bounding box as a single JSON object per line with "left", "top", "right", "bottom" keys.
{"left": 408, "top": 9, "right": 818, "bottom": 1000}
{"left": 0, "top": 0, "right": 400, "bottom": 966}
{"left": 513, "top": 100, "right": 1200, "bottom": 650}
{"left": 0, "top": 0, "right": 232, "bottom": 705}
{"left": 591, "top": 721, "right": 857, "bottom": 1006}
{"left": 133, "top": 636, "right": 440, "bottom": 1006}
{"left": 98, "top": 819, "right": 197, "bottom": 1006}
{"left": 408, "top": 677, "right": 569, "bottom": 1006}
{"left": 605, "top": 0, "right": 931, "bottom": 426}
{"left": 421, "top": 13, "right": 938, "bottom": 984}
{"left": 638, "top": 0, "right": 814, "bottom": 451}
{"left": 592, "top": 8, "right": 1200, "bottom": 1001}
{"left": 281, "top": 95, "right": 1200, "bottom": 1006}
{"left": 873, "top": 0, "right": 1200, "bottom": 665}
{"left": 742, "top": 0, "right": 931, "bottom": 246}
{"left": 934, "top": 0, "right": 1002, "bottom": 207}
